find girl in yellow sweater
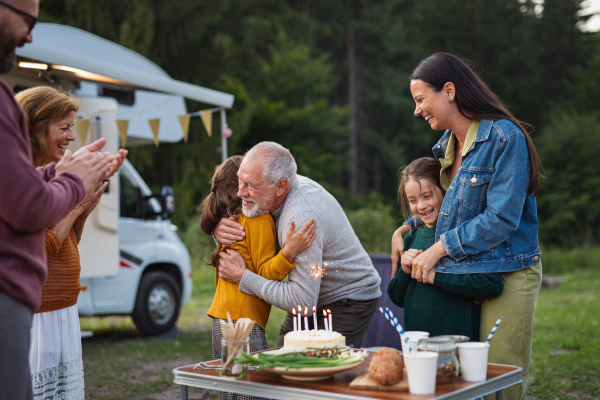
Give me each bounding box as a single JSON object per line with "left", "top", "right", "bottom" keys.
{"left": 201, "top": 156, "right": 315, "bottom": 376}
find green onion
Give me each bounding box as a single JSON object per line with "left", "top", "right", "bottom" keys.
{"left": 230, "top": 348, "right": 367, "bottom": 376}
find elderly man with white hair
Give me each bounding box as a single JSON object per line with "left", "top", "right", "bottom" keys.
{"left": 215, "top": 142, "right": 381, "bottom": 347}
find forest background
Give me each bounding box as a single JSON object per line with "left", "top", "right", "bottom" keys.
{"left": 40, "top": 0, "right": 600, "bottom": 254}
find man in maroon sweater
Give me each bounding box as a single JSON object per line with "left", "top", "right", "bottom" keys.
{"left": 0, "top": 1, "right": 127, "bottom": 398}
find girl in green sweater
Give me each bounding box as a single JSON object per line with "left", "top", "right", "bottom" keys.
{"left": 387, "top": 158, "right": 504, "bottom": 340}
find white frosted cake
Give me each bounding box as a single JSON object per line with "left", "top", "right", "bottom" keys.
{"left": 283, "top": 330, "right": 346, "bottom": 351}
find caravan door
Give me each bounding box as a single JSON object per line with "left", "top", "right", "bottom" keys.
{"left": 73, "top": 97, "right": 120, "bottom": 277}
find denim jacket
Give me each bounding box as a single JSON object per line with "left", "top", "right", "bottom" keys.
{"left": 412, "top": 119, "right": 541, "bottom": 273}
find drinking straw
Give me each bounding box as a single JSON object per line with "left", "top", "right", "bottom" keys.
{"left": 386, "top": 307, "right": 414, "bottom": 356}
{"left": 380, "top": 307, "right": 413, "bottom": 356}
{"left": 485, "top": 316, "right": 503, "bottom": 343}
{"left": 379, "top": 308, "right": 395, "bottom": 332}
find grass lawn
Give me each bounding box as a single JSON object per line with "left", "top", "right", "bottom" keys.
{"left": 527, "top": 269, "right": 600, "bottom": 399}
{"left": 79, "top": 260, "right": 600, "bottom": 399}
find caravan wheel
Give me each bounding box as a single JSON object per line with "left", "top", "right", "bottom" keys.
{"left": 132, "top": 271, "right": 181, "bottom": 336}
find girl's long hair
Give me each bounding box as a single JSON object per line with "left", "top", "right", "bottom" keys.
{"left": 398, "top": 157, "right": 445, "bottom": 228}
{"left": 411, "top": 52, "right": 542, "bottom": 196}
{"left": 200, "top": 155, "right": 244, "bottom": 267}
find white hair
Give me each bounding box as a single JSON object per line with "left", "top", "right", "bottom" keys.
{"left": 244, "top": 142, "right": 297, "bottom": 188}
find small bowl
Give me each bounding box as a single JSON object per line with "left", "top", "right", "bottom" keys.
{"left": 433, "top": 335, "right": 470, "bottom": 343}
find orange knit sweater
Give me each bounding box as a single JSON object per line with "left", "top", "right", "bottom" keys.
{"left": 35, "top": 227, "right": 82, "bottom": 313}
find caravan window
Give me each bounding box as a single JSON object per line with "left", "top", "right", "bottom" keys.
{"left": 120, "top": 171, "right": 142, "bottom": 219}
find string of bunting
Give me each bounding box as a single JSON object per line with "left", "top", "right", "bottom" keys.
{"left": 74, "top": 107, "right": 230, "bottom": 148}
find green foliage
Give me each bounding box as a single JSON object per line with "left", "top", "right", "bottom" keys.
{"left": 222, "top": 32, "right": 349, "bottom": 195}
{"left": 540, "top": 246, "right": 600, "bottom": 275}
{"left": 39, "top": 0, "right": 155, "bottom": 57}
{"left": 345, "top": 193, "right": 399, "bottom": 254}
{"left": 536, "top": 112, "right": 600, "bottom": 246}
{"left": 179, "top": 215, "right": 217, "bottom": 268}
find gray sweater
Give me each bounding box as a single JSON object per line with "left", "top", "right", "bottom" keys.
{"left": 239, "top": 176, "right": 381, "bottom": 313}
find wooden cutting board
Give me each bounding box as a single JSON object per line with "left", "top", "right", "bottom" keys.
{"left": 349, "top": 369, "right": 409, "bottom": 391}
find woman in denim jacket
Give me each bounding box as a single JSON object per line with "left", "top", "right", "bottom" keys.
{"left": 392, "top": 53, "right": 542, "bottom": 400}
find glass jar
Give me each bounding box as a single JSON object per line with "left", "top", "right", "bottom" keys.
{"left": 417, "top": 337, "right": 460, "bottom": 384}
{"left": 220, "top": 337, "right": 250, "bottom": 378}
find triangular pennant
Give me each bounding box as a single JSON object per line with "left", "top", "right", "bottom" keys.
{"left": 178, "top": 114, "right": 191, "bottom": 143}
{"left": 200, "top": 109, "right": 212, "bottom": 137}
{"left": 116, "top": 120, "right": 129, "bottom": 148}
{"left": 74, "top": 119, "right": 90, "bottom": 145}
{"left": 148, "top": 118, "right": 160, "bottom": 147}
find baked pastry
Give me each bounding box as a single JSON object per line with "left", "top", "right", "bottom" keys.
{"left": 368, "top": 347, "right": 404, "bottom": 385}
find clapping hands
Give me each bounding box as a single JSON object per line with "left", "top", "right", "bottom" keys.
{"left": 56, "top": 138, "right": 128, "bottom": 193}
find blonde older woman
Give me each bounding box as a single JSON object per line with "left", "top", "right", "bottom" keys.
{"left": 16, "top": 86, "right": 106, "bottom": 399}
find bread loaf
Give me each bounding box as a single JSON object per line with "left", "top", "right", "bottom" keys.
{"left": 368, "top": 347, "right": 404, "bottom": 385}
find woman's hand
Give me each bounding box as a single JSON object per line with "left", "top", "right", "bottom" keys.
{"left": 214, "top": 216, "right": 245, "bottom": 245}
{"left": 426, "top": 268, "right": 436, "bottom": 285}
{"left": 72, "top": 181, "right": 107, "bottom": 242}
{"left": 282, "top": 219, "right": 317, "bottom": 263}
{"left": 77, "top": 181, "right": 107, "bottom": 216}
{"left": 411, "top": 241, "right": 447, "bottom": 283}
{"left": 391, "top": 225, "right": 411, "bottom": 278}
{"left": 400, "top": 249, "right": 423, "bottom": 275}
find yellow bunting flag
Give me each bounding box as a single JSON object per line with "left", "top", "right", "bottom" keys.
{"left": 178, "top": 114, "right": 191, "bottom": 143}
{"left": 200, "top": 109, "right": 212, "bottom": 137}
{"left": 116, "top": 120, "right": 129, "bottom": 148}
{"left": 148, "top": 118, "right": 160, "bottom": 147}
{"left": 74, "top": 119, "right": 90, "bottom": 145}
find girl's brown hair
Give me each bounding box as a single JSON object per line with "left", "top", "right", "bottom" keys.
{"left": 200, "top": 155, "right": 244, "bottom": 267}
{"left": 15, "top": 86, "right": 79, "bottom": 164}
{"left": 398, "top": 157, "right": 445, "bottom": 228}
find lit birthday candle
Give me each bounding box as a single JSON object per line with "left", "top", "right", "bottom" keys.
{"left": 312, "top": 306, "right": 318, "bottom": 334}
{"left": 292, "top": 308, "right": 297, "bottom": 331}
{"left": 304, "top": 306, "right": 309, "bottom": 332}
{"left": 297, "top": 305, "right": 302, "bottom": 330}
{"left": 327, "top": 309, "right": 332, "bottom": 331}
{"left": 323, "top": 309, "right": 329, "bottom": 331}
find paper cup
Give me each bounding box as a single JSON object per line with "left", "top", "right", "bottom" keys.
{"left": 408, "top": 338, "right": 420, "bottom": 355}
{"left": 458, "top": 342, "right": 489, "bottom": 382}
{"left": 404, "top": 351, "right": 439, "bottom": 395}
{"left": 400, "top": 331, "right": 429, "bottom": 355}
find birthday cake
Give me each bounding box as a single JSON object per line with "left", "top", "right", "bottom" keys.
{"left": 283, "top": 330, "right": 346, "bottom": 351}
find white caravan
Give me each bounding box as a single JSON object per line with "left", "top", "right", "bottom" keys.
{"left": 6, "top": 23, "right": 234, "bottom": 335}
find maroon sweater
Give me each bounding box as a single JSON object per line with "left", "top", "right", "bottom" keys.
{"left": 0, "top": 78, "right": 84, "bottom": 310}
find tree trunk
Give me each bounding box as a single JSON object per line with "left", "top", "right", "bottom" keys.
{"left": 347, "top": 3, "right": 358, "bottom": 195}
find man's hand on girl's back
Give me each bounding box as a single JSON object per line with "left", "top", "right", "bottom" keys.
{"left": 215, "top": 216, "right": 245, "bottom": 245}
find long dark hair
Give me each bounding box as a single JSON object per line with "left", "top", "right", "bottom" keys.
{"left": 411, "top": 52, "right": 542, "bottom": 196}
{"left": 398, "top": 157, "right": 445, "bottom": 228}
{"left": 200, "top": 155, "right": 243, "bottom": 267}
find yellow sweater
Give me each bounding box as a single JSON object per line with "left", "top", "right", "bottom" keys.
{"left": 207, "top": 213, "right": 294, "bottom": 330}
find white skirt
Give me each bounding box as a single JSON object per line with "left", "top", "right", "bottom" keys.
{"left": 29, "top": 305, "right": 85, "bottom": 400}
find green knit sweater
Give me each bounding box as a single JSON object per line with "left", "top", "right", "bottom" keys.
{"left": 387, "top": 226, "right": 504, "bottom": 341}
